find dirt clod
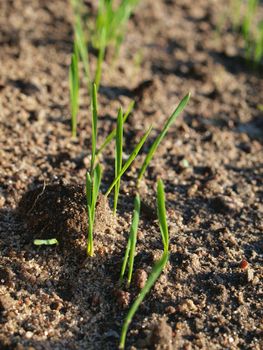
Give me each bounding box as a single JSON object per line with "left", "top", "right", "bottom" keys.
{"left": 0, "top": 293, "right": 15, "bottom": 311}
{"left": 114, "top": 289, "right": 131, "bottom": 308}
{"left": 18, "top": 183, "right": 88, "bottom": 250}
{"left": 149, "top": 319, "right": 173, "bottom": 350}
{"left": 134, "top": 268, "right": 148, "bottom": 289}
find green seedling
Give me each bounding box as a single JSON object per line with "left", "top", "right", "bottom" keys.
{"left": 86, "top": 163, "right": 102, "bottom": 256}
{"left": 105, "top": 125, "right": 152, "bottom": 197}
{"left": 70, "top": 0, "right": 140, "bottom": 96}
{"left": 228, "top": 0, "right": 263, "bottom": 64}
{"left": 119, "top": 179, "right": 170, "bottom": 349}
{"left": 75, "top": 15, "right": 92, "bottom": 94}
{"left": 94, "top": 0, "right": 140, "bottom": 55}
{"left": 34, "top": 239, "right": 58, "bottom": 246}
{"left": 242, "top": 0, "right": 258, "bottom": 41}
{"left": 69, "top": 42, "right": 79, "bottom": 138}
{"left": 97, "top": 100, "right": 135, "bottom": 156}
{"left": 114, "top": 108, "right": 124, "bottom": 214}
{"left": 91, "top": 83, "right": 98, "bottom": 174}
{"left": 137, "top": 93, "right": 191, "bottom": 184}
{"left": 120, "top": 193, "right": 141, "bottom": 286}
{"left": 95, "top": 26, "right": 107, "bottom": 88}
{"left": 254, "top": 21, "right": 263, "bottom": 63}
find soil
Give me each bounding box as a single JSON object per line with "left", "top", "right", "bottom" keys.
{"left": 0, "top": 0, "right": 262, "bottom": 349}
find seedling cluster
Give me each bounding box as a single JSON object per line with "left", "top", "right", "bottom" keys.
{"left": 67, "top": 0, "right": 190, "bottom": 348}
{"left": 229, "top": 0, "right": 263, "bottom": 64}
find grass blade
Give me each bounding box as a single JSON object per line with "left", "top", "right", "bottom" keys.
{"left": 119, "top": 178, "right": 170, "bottom": 349}
{"left": 157, "top": 179, "right": 169, "bottom": 252}
{"left": 86, "top": 172, "right": 92, "bottom": 207}
{"left": 97, "top": 100, "right": 135, "bottom": 156}
{"left": 120, "top": 193, "right": 141, "bottom": 285}
{"left": 87, "top": 205, "right": 94, "bottom": 256}
{"left": 75, "top": 15, "right": 92, "bottom": 94}
{"left": 95, "top": 27, "right": 107, "bottom": 89}
{"left": 119, "top": 252, "right": 169, "bottom": 349}
{"left": 86, "top": 172, "right": 93, "bottom": 256}
{"left": 92, "top": 163, "right": 102, "bottom": 220}
{"left": 114, "top": 108, "right": 124, "bottom": 214}
{"left": 105, "top": 125, "right": 152, "bottom": 197}
{"left": 86, "top": 164, "right": 102, "bottom": 256}
{"left": 127, "top": 193, "right": 140, "bottom": 285}
{"left": 91, "top": 83, "right": 98, "bottom": 174}
{"left": 69, "top": 44, "right": 79, "bottom": 138}
{"left": 137, "top": 93, "right": 190, "bottom": 184}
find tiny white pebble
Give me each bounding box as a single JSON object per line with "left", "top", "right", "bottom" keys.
{"left": 25, "top": 331, "right": 33, "bottom": 339}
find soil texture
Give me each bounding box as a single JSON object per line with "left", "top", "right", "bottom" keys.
{"left": 0, "top": 0, "right": 262, "bottom": 349}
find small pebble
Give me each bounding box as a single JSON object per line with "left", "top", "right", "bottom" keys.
{"left": 240, "top": 259, "right": 248, "bottom": 270}
{"left": 134, "top": 269, "right": 148, "bottom": 289}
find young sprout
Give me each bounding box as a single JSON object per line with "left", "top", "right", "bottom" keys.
{"left": 95, "top": 27, "right": 107, "bottom": 89}
{"left": 254, "top": 21, "right": 263, "bottom": 64}
{"left": 75, "top": 15, "right": 92, "bottom": 94}
{"left": 86, "top": 163, "right": 102, "bottom": 256}
{"left": 97, "top": 100, "right": 135, "bottom": 156}
{"left": 137, "top": 93, "right": 191, "bottom": 185}
{"left": 120, "top": 193, "right": 141, "bottom": 286}
{"left": 91, "top": 83, "right": 98, "bottom": 174}
{"left": 114, "top": 108, "right": 124, "bottom": 214}
{"left": 119, "top": 179, "right": 170, "bottom": 349}
{"left": 105, "top": 125, "right": 152, "bottom": 197}
{"left": 95, "top": 0, "right": 140, "bottom": 55}
{"left": 34, "top": 239, "right": 59, "bottom": 246}
{"left": 228, "top": 0, "right": 263, "bottom": 64}
{"left": 69, "top": 42, "right": 79, "bottom": 138}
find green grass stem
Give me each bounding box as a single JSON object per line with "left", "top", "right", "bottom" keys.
{"left": 105, "top": 125, "right": 152, "bottom": 197}
{"left": 69, "top": 43, "right": 79, "bottom": 138}
{"left": 137, "top": 93, "right": 190, "bottom": 184}
{"left": 90, "top": 83, "right": 98, "bottom": 174}
{"left": 120, "top": 193, "right": 141, "bottom": 285}
{"left": 119, "top": 179, "right": 169, "bottom": 349}
{"left": 114, "top": 108, "right": 124, "bottom": 214}
{"left": 95, "top": 27, "right": 107, "bottom": 89}
{"left": 97, "top": 100, "right": 135, "bottom": 156}
{"left": 86, "top": 163, "right": 102, "bottom": 256}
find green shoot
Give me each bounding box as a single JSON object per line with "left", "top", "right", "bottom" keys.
{"left": 75, "top": 15, "right": 92, "bottom": 94}
{"left": 120, "top": 193, "right": 141, "bottom": 286}
{"left": 69, "top": 42, "right": 79, "bottom": 138}
{"left": 94, "top": 0, "right": 140, "bottom": 55}
{"left": 137, "top": 93, "right": 191, "bottom": 185}
{"left": 86, "top": 163, "right": 102, "bottom": 256}
{"left": 105, "top": 125, "right": 152, "bottom": 197}
{"left": 254, "top": 21, "right": 263, "bottom": 63}
{"left": 156, "top": 179, "right": 169, "bottom": 253}
{"left": 95, "top": 27, "right": 107, "bottom": 89}
{"left": 119, "top": 179, "right": 169, "bottom": 349}
{"left": 242, "top": 0, "right": 258, "bottom": 41}
{"left": 70, "top": 0, "right": 140, "bottom": 95}
{"left": 97, "top": 100, "right": 135, "bottom": 156}
{"left": 114, "top": 108, "right": 124, "bottom": 214}
{"left": 91, "top": 83, "right": 98, "bottom": 174}
{"left": 34, "top": 239, "right": 59, "bottom": 246}
{"left": 228, "top": 0, "right": 263, "bottom": 64}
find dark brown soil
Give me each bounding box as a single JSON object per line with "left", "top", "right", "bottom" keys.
{"left": 0, "top": 0, "right": 262, "bottom": 349}
{"left": 17, "top": 183, "right": 88, "bottom": 250}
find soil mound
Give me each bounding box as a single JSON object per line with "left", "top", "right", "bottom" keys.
{"left": 17, "top": 183, "right": 88, "bottom": 249}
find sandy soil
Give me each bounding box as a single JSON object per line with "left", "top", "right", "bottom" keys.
{"left": 0, "top": 0, "right": 262, "bottom": 349}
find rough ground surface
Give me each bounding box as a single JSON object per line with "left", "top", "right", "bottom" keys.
{"left": 0, "top": 0, "right": 262, "bottom": 349}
